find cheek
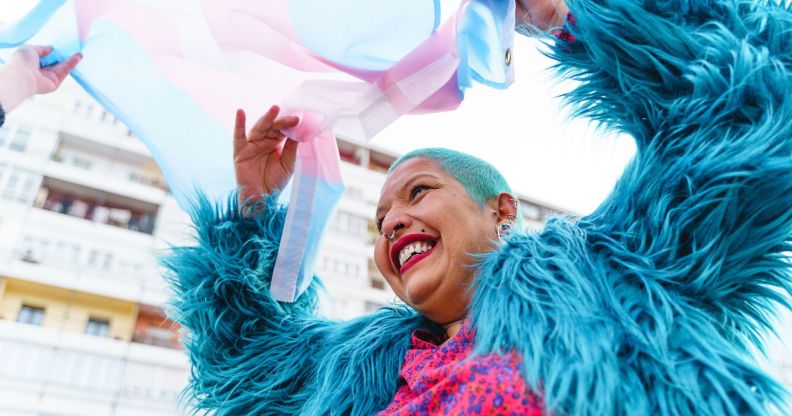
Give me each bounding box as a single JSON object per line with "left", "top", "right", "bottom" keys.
{"left": 450, "top": 217, "right": 498, "bottom": 263}
{"left": 374, "top": 241, "right": 402, "bottom": 289}
{"left": 373, "top": 240, "right": 390, "bottom": 273}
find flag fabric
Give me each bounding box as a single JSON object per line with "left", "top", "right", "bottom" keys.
{"left": 0, "top": 0, "right": 515, "bottom": 302}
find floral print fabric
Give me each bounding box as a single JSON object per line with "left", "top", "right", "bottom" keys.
{"left": 378, "top": 323, "right": 543, "bottom": 415}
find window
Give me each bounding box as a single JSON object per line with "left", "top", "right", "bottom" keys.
{"left": 102, "top": 253, "right": 113, "bottom": 270}
{"left": 87, "top": 249, "right": 114, "bottom": 271}
{"left": 54, "top": 240, "right": 82, "bottom": 264}
{"left": 331, "top": 211, "right": 367, "bottom": 238}
{"left": 9, "top": 128, "right": 31, "bottom": 152}
{"left": 4, "top": 171, "right": 19, "bottom": 195}
{"left": 21, "top": 238, "right": 50, "bottom": 263}
{"left": 85, "top": 317, "right": 111, "bottom": 337}
{"left": 139, "top": 328, "right": 176, "bottom": 348}
{"left": 369, "top": 277, "right": 385, "bottom": 290}
{"left": 17, "top": 305, "right": 45, "bottom": 326}
{"left": 522, "top": 204, "right": 543, "bottom": 221}
{"left": 0, "top": 168, "right": 42, "bottom": 204}
{"left": 72, "top": 156, "right": 92, "bottom": 170}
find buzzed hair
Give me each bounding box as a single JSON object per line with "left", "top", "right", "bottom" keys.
{"left": 389, "top": 148, "right": 521, "bottom": 227}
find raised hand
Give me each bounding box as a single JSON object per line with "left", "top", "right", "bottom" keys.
{"left": 0, "top": 45, "right": 82, "bottom": 112}
{"left": 233, "top": 105, "right": 300, "bottom": 208}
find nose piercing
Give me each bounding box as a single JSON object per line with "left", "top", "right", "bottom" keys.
{"left": 384, "top": 222, "right": 404, "bottom": 241}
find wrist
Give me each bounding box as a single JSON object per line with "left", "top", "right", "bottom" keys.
{"left": 0, "top": 63, "right": 36, "bottom": 112}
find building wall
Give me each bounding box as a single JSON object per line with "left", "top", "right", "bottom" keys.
{"left": 0, "top": 278, "right": 138, "bottom": 341}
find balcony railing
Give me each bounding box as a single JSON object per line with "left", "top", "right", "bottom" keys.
{"left": 0, "top": 320, "right": 187, "bottom": 415}
{"left": 36, "top": 187, "right": 157, "bottom": 235}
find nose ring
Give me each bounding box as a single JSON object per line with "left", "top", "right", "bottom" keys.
{"left": 384, "top": 221, "right": 404, "bottom": 241}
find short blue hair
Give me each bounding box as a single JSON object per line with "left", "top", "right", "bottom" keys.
{"left": 389, "top": 148, "right": 521, "bottom": 227}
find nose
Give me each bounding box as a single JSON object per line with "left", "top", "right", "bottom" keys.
{"left": 381, "top": 212, "right": 412, "bottom": 241}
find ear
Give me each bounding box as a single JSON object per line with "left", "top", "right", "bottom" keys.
{"left": 495, "top": 192, "right": 518, "bottom": 223}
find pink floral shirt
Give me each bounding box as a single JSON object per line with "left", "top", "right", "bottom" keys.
{"left": 378, "top": 323, "right": 544, "bottom": 415}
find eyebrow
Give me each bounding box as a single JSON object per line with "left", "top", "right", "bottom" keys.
{"left": 375, "top": 173, "right": 440, "bottom": 219}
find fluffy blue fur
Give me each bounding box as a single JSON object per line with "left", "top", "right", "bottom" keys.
{"left": 163, "top": 196, "right": 434, "bottom": 415}
{"left": 472, "top": 0, "right": 792, "bottom": 414}
{"left": 164, "top": 0, "right": 792, "bottom": 414}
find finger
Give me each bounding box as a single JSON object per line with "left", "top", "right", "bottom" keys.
{"left": 234, "top": 109, "right": 247, "bottom": 142}
{"left": 30, "top": 45, "right": 53, "bottom": 57}
{"left": 249, "top": 105, "right": 280, "bottom": 140}
{"left": 47, "top": 52, "right": 83, "bottom": 83}
{"left": 280, "top": 138, "right": 298, "bottom": 172}
{"left": 271, "top": 116, "right": 300, "bottom": 131}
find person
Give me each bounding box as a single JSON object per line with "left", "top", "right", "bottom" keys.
{"left": 164, "top": 0, "right": 792, "bottom": 414}
{"left": 0, "top": 45, "right": 82, "bottom": 127}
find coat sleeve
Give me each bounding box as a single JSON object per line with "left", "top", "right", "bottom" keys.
{"left": 471, "top": 0, "right": 791, "bottom": 415}
{"left": 162, "top": 194, "right": 330, "bottom": 414}
{"left": 557, "top": 0, "right": 792, "bottom": 346}
{"left": 162, "top": 194, "right": 426, "bottom": 415}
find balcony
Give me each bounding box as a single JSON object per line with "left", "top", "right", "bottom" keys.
{"left": 132, "top": 305, "right": 181, "bottom": 350}
{"left": 36, "top": 179, "right": 159, "bottom": 235}
{"left": 0, "top": 320, "right": 188, "bottom": 416}
{"left": 57, "top": 97, "right": 154, "bottom": 158}
{"left": 3, "top": 207, "right": 168, "bottom": 305}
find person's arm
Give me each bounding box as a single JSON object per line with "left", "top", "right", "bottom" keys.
{"left": 164, "top": 108, "right": 428, "bottom": 415}
{"left": 163, "top": 193, "right": 328, "bottom": 413}
{"left": 0, "top": 45, "right": 81, "bottom": 126}
{"left": 164, "top": 193, "right": 428, "bottom": 415}
{"left": 472, "top": 0, "right": 791, "bottom": 414}
{"left": 557, "top": 0, "right": 791, "bottom": 348}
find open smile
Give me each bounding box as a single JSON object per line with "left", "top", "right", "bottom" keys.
{"left": 390, "top": 233, "right": 438, "bottom": 275}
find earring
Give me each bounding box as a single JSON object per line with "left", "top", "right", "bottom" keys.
{"left": 497, "top": 222, "right": 513, "bottom": 241}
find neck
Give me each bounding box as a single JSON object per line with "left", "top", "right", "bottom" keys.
{"left": 443, "top": 320, "right": 464, "bottom": 340}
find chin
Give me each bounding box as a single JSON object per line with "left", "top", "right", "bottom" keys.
{"left": 403, "top": 277, "right": 437, "bottom": 306}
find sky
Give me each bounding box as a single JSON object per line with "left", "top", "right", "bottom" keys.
{"left": 0, "top": 2, "right": 636, "bottom": 214}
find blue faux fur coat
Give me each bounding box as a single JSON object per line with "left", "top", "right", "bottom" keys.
{"left": 164, "top": 0, "right": 792, "bottom": 414}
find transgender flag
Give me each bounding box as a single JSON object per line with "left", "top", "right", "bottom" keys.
{"left": 0, "top": 0, "right": 515, "bottom": 302}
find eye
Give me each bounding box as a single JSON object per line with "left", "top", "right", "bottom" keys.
{"left": 409, "top": 184, "right": 430, "bottom": 201}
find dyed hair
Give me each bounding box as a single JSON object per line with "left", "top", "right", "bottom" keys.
{"left": 389, "top": 148, "right": 522, "bottom": 227}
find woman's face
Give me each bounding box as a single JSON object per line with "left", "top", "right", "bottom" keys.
{"left": 374, "top": 157, "right": 506, "bottom": 324}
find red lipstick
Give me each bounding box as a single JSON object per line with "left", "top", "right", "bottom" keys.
{"left": 390, "top": 233, "right": 438, "bottom": 274}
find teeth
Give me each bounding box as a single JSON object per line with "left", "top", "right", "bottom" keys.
{"left": 398, "top": 241, "right": 434, "bottom": 268}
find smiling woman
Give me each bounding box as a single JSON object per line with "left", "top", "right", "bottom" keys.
{"left": 164, "top": 0, "right": 792, "bottom": 414}
{"left": 373, "top": 155, "right": 518, "bottom": 326}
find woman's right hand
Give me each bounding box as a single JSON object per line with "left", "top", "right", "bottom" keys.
{"left": 234, "top": 105, "right": 299, "bottom": 207}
